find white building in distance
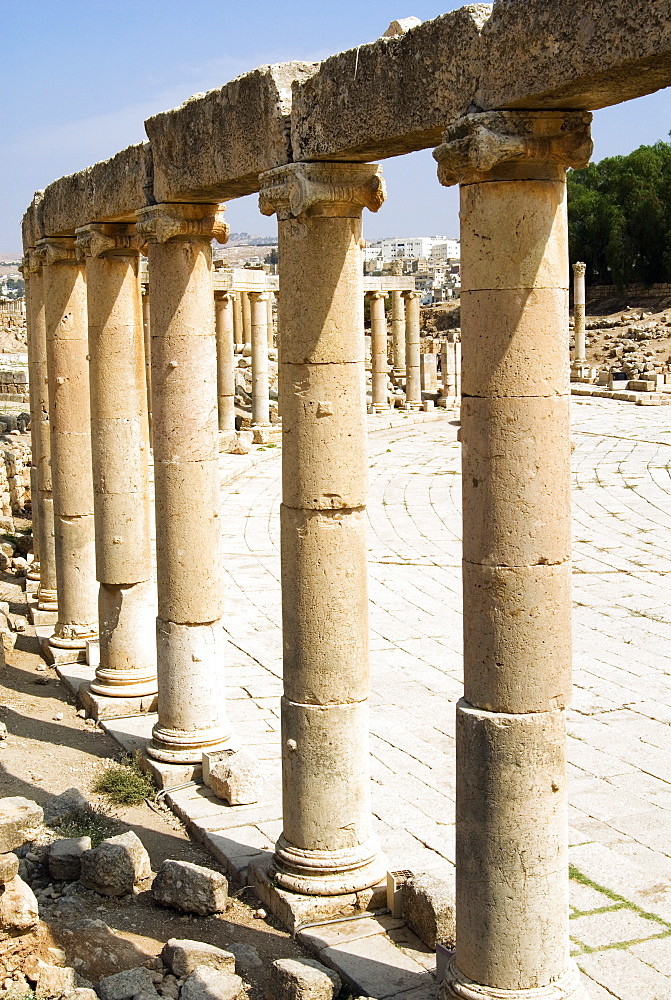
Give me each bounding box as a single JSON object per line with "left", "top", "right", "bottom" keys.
{"left": 364, "top": 236, "right": 459, "bottom": 263}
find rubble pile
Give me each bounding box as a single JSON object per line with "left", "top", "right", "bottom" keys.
{"left": 579, "top": 309, "right": 671, "bottom": 383}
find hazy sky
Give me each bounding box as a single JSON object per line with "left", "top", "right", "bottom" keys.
{"left": 2, "top": 0, "right": 671, "bottom": 253}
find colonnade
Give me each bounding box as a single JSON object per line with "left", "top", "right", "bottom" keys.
{"left": 22, "top": 105, "right": 591, "bottom": 1000}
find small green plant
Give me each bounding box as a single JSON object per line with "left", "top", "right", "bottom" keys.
{"left": 57, "top": 807, "right": 122, "bottom": 847}
{"left": 93, "top": 752, "right": 154, "bottom": 806}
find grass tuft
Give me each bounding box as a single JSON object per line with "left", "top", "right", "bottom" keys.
{"left": 93, "top": 753, "right": 154, "bottom": 806}
{"left": 57, "top": 807, "right": 122, "bottom": 847}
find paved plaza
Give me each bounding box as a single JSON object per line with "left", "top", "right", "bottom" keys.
{"left": 203, "top": 398, "right": 671, "bottom": 999}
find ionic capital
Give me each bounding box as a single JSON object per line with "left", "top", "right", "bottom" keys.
{"left": 434, "top": 111, "right": 593, "bottom": 187}
{"left": 34, "top": 237, "right": 78, "bottom": 267}
{"left": 367, "top": 290, "right": 388, "bottom": 300}
{"left": 20, "top": 251, "right": 41, "bottom": 276}
{"left": 248, "top": 290, "right": 270, "bottom": 302}
{"left": 74, "top": 223, "right": 144, "bottom": 260}
{"left": 572, "top": 261, "right": 587, "bottom": 278}
{"left": 135, "top": 203, "right": 229, "bottom": 245}
{"left": 258, "top": 162, "right": 386, "bottom": 221}
{"left": 402, "top": 290, "right": 421, "bottom": 300}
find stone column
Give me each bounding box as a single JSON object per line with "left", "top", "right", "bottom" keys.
{"left": 368, "top": 291, "right": 389, "bottom": 412}
{"left": 249, "top": 291, "right": 271, "bottom": 429}
{"left": 215, "top": 291, "right": 236, "bottom": 434}
{"left": 142, "top": 286, "right": 152, "bottom": 438}
{"left": 136, "top": 203, "right": 233, "bottom": 763}
{"left": 390, "top": 260, "right": 405, "bottom": 380}
{"left": 266, "top": 292, "right": 275, "bottom": 348}
{"left": 259, "top": 161, "right": 387, "bottom": 896}
{"left": 75, "top": 223, "right": 157, "bottom": 699}
{"left": 23, "top": 253, "right": 57, "bottom": 611}
{"left": 21, "top": 258, "right": 41, "bottom": 581}
{"left": 241, "top": 291, "right": 252, "bottom": 351}
{"left": 434, "top": 111, "right": 593, "bottom": 1000}
{"left": 233, "top": 291, "right": 244, "bottom": 353}
{"left": 39, "top": 237, "right": 98, "bottom": 649}
{"left": 572, "top": 261, "right": 587, "bottom": 365}
{"left": 403, "top": 290, "right": 422, "bottom": 409}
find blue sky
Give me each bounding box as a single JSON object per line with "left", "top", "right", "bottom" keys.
{"left": 2, "top": 0, "right": 671, "bottom": 253}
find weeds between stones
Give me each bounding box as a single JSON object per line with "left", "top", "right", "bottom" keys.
{"left": 93, "top": 753, "right": 154, "bottom": 806}
{"left": 57, "top": 807, "right": 122, "bottom": 847}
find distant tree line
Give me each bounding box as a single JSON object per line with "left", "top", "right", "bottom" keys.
{"left": 568, "top": 139, "right": 671, "bottom": 289}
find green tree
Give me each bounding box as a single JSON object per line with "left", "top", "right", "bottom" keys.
{"left": 568, "top": 139, "right": 671, "bottom": 290}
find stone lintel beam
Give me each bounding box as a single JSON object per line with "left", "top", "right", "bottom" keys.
{"left": 39, "top": 143, "right": 153, "bottom": 238}
{"left": 145, "top": 62, "right": 318, "bottom": 203}
{"left": 291, "top": 0, "right": 671, "bottom": 162}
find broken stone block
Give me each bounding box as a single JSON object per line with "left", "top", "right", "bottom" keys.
{"left": 0, "top": 797, "right": 44, "bottom": 852}
{"left": 0, "top": 875, "right": 39, "bottom": 938}
{"left": 226, "top": 943, "right": 261, "bottom": 973}
{"left": 207, "top": 751, "right": 263, "bottom": 806}
{"left": 48, "top": 836, "right": 91, "bottom": 882}
{"left": 43, "top": 787, "right": 90, "bottom": 827}
{"left": 267, "top": 958, "right": 341, "bottom": 1000}
{"left": 162, "top": 938, "right": 236, "bottom": 978}
{"left": 97, "top": 966, "right": 158, "bottom": 1000}
{"left": 402, "top": 871, "right": 456, "bottom": 950}
{"left": 25, "top": 958, "right": 77, "bottom": 997}
{"left": 79, "top": 830, "right": 151, "bottom": 896}
{"left": 0, "top": 851, "right": 19, "bottom": 884}
{"left": 179, "top": 966, "right": 243, "bottom": 1000}
{"left": 152, "top": 860, "right": 228, "bottom": 916}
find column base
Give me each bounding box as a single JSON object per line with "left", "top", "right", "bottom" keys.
{"left": 79, "top": 682, "right": 158, "bottom": 722}
{"left": 37, "top": 588, "right": 58, "bottom": 612}
{"left": 26, "top": 563, "right": 40, "bottom": 581}
{"left": 405, "top": 402, "right": 423, "bottom": 411}
{"left": 50, "top": 624, "right": 98, "bottom": 650}
{"left": 442, "top": 958, "right": 588, "bottom": 1000}
{"left": 368, "top": 403, "right": 390, "bottom": 415}
{"left": 273, "top": 832, "right": 387, "bottom": 897}
{"left": 90, "top": 665, "right": 158, "bottom": 699}
{"left": 146, "top": 723, "right": 235, "bottom": 765}
{"left": 251, "top": 424, "right": 271, "bottom": 444}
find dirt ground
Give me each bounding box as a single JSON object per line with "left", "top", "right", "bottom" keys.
{"left": 0, "top": 573, "right": 311, "bottom": 998}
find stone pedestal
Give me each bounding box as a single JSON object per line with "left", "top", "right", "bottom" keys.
{"left": 440, "top": 338, "right": 461, "bottom": 401}
{"left": 403, "top": 291, "right": 422, "bottom": 409}
{"left": 368, "top": 292, "right": 389, "bottom": 412}
{"left": 435, "top": 110, "right": 593, "bottom": 1000}
{"left": 23, "top": 254, "right": 57, "bottom": 611}
{"left": 39, "top": 237, "right": 98, "bottom": 652}
{"left": 249, "top": 291, "right": 271, "bottom": 428}
{"left": 420, "top": 353, "right": 437, "bottom": 392}
{"left": 136, "top": 203, "right": 233, "bottom": 764}
{"left": 259, "top": 161, "right": 387, "bottom": 896}
{"left": 215, "top": 292, "right": 236, "bottom": 433}
{"left": 75, "top": 223, "right": 157, "bottom": 702}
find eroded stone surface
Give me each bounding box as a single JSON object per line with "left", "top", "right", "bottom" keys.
{"left": 162, "top": 938, "right": 236, "bottom": 978}
{"left": 152, "top": 860, "right": 228, "bottom": 916}
{"left": 79, "top": 831, "right": 150, "bottom": 896}
{"left": 268, "top": 957, "right": 341, "bottom": 1000}
{"left": 0, "top": 797, "right": 43, "bottom": 853}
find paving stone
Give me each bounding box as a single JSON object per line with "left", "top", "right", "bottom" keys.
{"left": 569, "top": 879, "right": 619, "bottom": 913}
{"left": 320, "top": 934, "right": 434, "bottom": 999}
{"left": 629, "top": 934, "right": 671, "bottom": 976}
{"left": 578, "top": 949, "right": 671, "bottom": 1000}
{"left": 570, "top": 907, "right": 666, "bottom": 949}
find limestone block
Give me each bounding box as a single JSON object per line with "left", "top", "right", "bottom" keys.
{"left": 402, "top": 872, "right": 455, "bottom": 950}
{"left": 280, "top": 506, "right": 369, "bottom": 704}
{"left": 207, "top": 751, "right": 263, "bottom": 806}
{"left": 461, "top": 395, "right": 571, "bottom": 567}
{"left": 162, "top": 938, "right": 236, "bottom": 978}
{"left": 455, "top": 701, "right": 568, "bottom": 990}
{"left": 0, "top": 875, "right": 39, "bottom": 938}
{"left": 154, "top": 618, "right": 227, "bottom": 737}
{"left": 281, "top": 697, "right": 372, "bottom": 852}
{"left": 460, "top": 288, "right": 569, "bottom": 398}
{"left": 291, "top": 6, "right": 486, "bottom": 161}
{"left": 97, "top": 966, "right": 158, "bottom": 1000}
{"left": 0, "top": 852, "right": 19, "bottom": 884}
{"left": 94, "top": 493, "right": 153, "bottom": 584}
{"left": 0, "top": 797, "right": 43, "bottom": 852}
{"left": 280, "top": 363, "right": 367, "bottom": 509}
{"left": 43, "top": 787, "right": 90, "bottom": 828}
{"left": 154, "top": 460, "right": 223, "bottom": 623}
{"left": 179, "top": 966, "right": 243, "bottom": 1000}
{"left": 41, "top": 144, "right": 153, "bottom": 237}
{"left": 22, "top": 192, "right": 44, "bottom": 250}
{"left": 463, "top": 560, "right": 572, "bottom": 715}
{"left": 25, "top": 959, "right": 77, "bottom": 997}
{"left": 146, "top": 63, "right": 317, "bottom": 203}
{"left": 79, "top": 830, "right": 151, "bottom": 896}
{"left": 152, "top": 860, "right": 228, "bottom": 916}
{"left": 460, "top": 180, "right": 568, "bottom": 292}
{"left": 268, "top": 958, "right": 341, "bottom": 1000}
{"left": 279, "top": 216, "right": 365, "bottom": 365}
{"left": 48, "top": 836, "right": 91, "bottom": 882}
{"left": 150, "top": 335, "right": 219, "bottom": 464}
